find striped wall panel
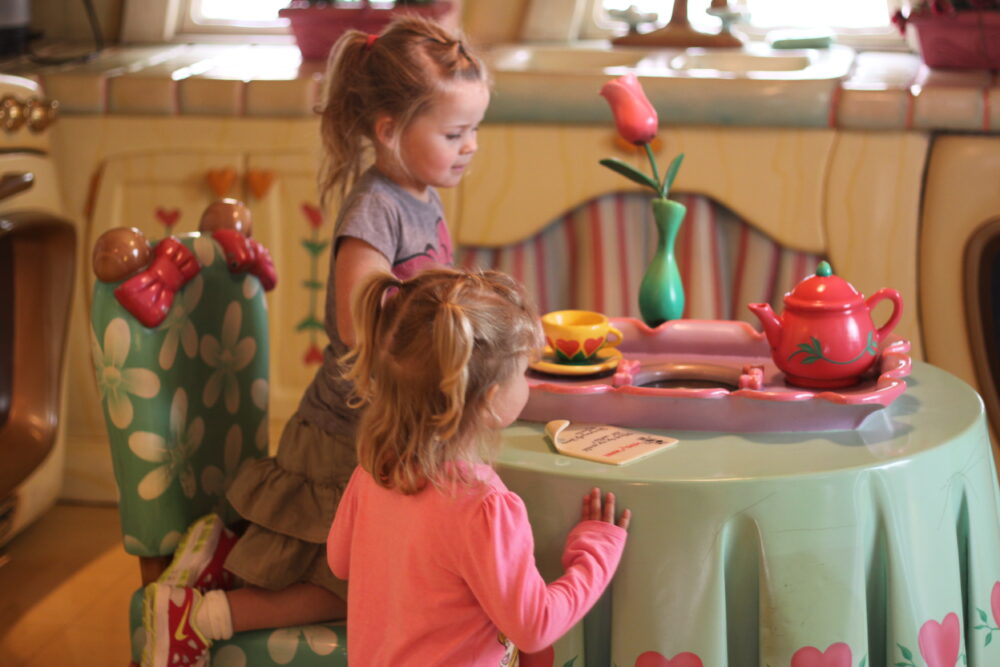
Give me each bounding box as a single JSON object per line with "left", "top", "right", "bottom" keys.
{"left": 457, "top": 192, "right": 824, "bottom": 325}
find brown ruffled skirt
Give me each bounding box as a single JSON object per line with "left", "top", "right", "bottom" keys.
{"left": 224, "top": 413, "right": 357, "bottom": 596}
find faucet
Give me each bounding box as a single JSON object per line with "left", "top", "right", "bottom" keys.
{"left": 612, "top": 0, "right": 744, "bottom": 49}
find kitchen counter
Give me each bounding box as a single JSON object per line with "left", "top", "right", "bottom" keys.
{"left": 1, "top": 43, "right": 997, "bottom": 132}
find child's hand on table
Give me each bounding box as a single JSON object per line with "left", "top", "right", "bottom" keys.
{"left": 582, "top": 487, "right": 631, "bottom": 530}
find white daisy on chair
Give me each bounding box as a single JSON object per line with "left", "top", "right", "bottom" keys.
{"left": 91, "top": 318, "right": 161, "bottom": 429}
{"left": 158, "top": 274, "right": 204, "bottom": 370}
{"left": 201, "top": 423, "right": 243, "bottom": 513}
{"left": 267, "top": 624, "right": 341, "bottom": 664}
{"left": 128, "top": 388, "right": 205, "bottom": 500}
{"left": 201, "top": 301, "right": 257, "bottom": 413}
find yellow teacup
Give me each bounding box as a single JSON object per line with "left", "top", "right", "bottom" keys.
{"left": 541, "top": 310, "right": 623, "bottom": 365}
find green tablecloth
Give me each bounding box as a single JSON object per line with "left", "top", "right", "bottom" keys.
{"left": 499, "top": 361, "right": 1000, "bottom": 667}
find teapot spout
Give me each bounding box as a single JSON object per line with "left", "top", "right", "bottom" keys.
{"left": 748, "top": 302, "right": 782, "bottom": 348}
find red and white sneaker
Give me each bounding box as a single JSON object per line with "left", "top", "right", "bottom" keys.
{"left": 159, "top": 514, "right": 238, "bottom": 591}
{"left": 142, "top": 583, "right": 211, "bottom": 667}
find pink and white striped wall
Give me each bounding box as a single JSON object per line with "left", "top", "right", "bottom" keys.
{"left": 458, "top": 192, "right": 824, "bottom": 324}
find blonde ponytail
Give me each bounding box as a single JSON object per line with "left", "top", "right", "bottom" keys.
{"left": 342, "top": 269, "right": 542, "bottom": 494}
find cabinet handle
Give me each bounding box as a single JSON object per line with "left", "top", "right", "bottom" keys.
{"left": 0, "top": 172, "right": 34, "bottom": 203}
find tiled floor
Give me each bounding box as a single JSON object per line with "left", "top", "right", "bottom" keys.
{"left": 0, "top": 502, "right": 133, "bottom": 666}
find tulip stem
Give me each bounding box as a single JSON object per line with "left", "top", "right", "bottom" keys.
{"left": 643, "top": 142, "right": 663, "bottom": 197}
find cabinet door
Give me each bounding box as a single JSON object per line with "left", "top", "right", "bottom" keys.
{"left": 244, "top": 151, "right": 326, "bottom": 423}
{"left": 88, "top": 149, "right": 244, "bottom": 253}
{"left": 76, "top": 150, "right": 246, "bottom": 472}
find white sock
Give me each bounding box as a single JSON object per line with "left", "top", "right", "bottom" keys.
{"left": 195, "top": 589, "right": 234, "bottom": 640}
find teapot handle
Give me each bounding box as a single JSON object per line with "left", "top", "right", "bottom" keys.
{"left": 866, "top": 288, "right": 904, "bottom": 344}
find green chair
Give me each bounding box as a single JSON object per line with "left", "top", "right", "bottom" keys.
{"left": 90, "top": 220, "right": 347, "bottom": 666}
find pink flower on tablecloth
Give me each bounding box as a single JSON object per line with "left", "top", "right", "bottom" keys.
{"left": 634, "top": 651, "right": 703, "bottom": 667}
{"left": 991, "top": 581, "right": 1000, "bottom": 627}
{"left": 918, "top": 612, "right": 960, "bottom": 667}
{"left": 790, "top": 642, "right": 852, "bottom": 667}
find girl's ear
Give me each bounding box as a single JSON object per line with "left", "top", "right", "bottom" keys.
{"left": 373, "top": 113, "right": 397, "bottom": 148}
{"left": 482, "top": 383, "right": 501, "bottom": 425}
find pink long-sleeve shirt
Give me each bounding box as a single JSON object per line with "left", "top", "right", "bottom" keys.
{"left": 328, "top": 464, "right": 627, "bottom": 666}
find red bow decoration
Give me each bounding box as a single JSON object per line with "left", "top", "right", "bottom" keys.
{"left": 212, "top": 229, "right": 277, "bottom": 291}
{"left": 114, "top": 237, "right": 200, "bottom": 328}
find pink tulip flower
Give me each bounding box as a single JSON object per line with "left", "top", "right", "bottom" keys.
{"left": 599, "top": 73, "right": 658, "bottom": 145}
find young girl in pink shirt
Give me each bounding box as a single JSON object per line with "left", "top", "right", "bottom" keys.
{"left": 328, "top": 268, "right": 631, "bottom": 665}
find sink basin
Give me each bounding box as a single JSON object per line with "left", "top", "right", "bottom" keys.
{"left": 669, "top": 50, "right": 813, "bottom": 73}
{"left": 486, "top": 42, "right": 855, "bottom": 81}
{"left": 483, "top": 42, "right": 856, "bottom": 128}
{"left": 486, "top": 45, "right": 652, "bottom": 73}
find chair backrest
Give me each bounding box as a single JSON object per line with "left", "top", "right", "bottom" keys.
{"left": 91, "top": 228, "right": 270, "bottom": 560}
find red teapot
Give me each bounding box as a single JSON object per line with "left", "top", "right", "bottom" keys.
{"left": 747, "top": 261, "right": 903, "bottom": 388}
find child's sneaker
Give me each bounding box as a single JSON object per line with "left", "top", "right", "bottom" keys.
{"left": 141, "top": 583, "right": 211, "bottom": 667}
{"left": 159, "top": 513, "right": 238, "bottom": 591}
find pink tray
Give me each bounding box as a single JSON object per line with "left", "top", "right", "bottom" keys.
{"left": 521, "top": 318, "right": 912, "bottom": 433}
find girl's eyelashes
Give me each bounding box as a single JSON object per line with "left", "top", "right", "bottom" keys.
{"left": 445, "top": 126, "right": 479, "bottom": 141}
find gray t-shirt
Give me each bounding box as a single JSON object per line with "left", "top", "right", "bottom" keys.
{"left": 297, "top": 168, "right": 454, "bottom": 433}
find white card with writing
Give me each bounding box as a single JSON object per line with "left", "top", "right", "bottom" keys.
{"left": 544, "top": 420, "right": 678, "bottom": 466}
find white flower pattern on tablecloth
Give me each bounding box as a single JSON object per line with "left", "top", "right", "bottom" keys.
{"left": 91, "top": 319, "right": 160, "bottom": 429}
{"left": 158, "top": 275, "right": 203, "bottom": 370}
{"left": 201, "top": 423, "right": 243, "bottom": 513}
{"left": 128, "top": 388, "right": 205, "bottom": 500}
{"left": 267, "top": 625, "right": 340, "bottom": 664}
{"left": 201, "top": 301, "right": 256, "bottom": 413}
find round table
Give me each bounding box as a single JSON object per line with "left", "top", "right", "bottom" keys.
{"left": 497, "top": 361, "right": 1000, "bottom": 667}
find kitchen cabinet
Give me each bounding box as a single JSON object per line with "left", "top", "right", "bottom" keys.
{"left": 54, "top": 117, "right": 326, "bottom": 500}
{"left": 920, "top": 135, "right": 1000, "bottom": 450}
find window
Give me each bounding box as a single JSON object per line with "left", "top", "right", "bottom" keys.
{"left": 600, "top": 0, "right": 907, "bottom": 50}
{"left": 124, "top": 0, "right": 908, "bottom": 51}
{"left": 122, "top": 0, "right": 291, "bottom": 43}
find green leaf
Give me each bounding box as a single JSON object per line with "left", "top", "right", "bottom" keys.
{"left": 301, "top": 239, "right": 330, "bottom": 256}
{"left": 859, "top": 657, "right": 867, "bottom": 667}
{"left": 978, "top": 607, "right": 989, "bottom": 623}
{"left": 987, "top": 632, "right": 993, "bottom": 647}
{"left": 302, "top": 279, "right": 324, "bottom": 290}
{"left": 599, "top": 158, "right": 660, "bottom": 193}
{"left": 563, "top": 659, "right": 577, "bottom": 667}
{"left": 295, "top": 315, "right": 324, "bottom": 332}
{"left": 898, "top": 643, "right": 913, "bottom": 660}
{"left": 661, "top": 152, "right": 685, "bottom": 198}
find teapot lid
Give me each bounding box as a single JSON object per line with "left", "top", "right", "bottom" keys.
{"left": 784, "top": 261, "right": 864, "bottom": 311}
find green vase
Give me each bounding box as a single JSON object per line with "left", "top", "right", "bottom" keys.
{"left": 639, "top": 197, "right": 686, "bottom": 327}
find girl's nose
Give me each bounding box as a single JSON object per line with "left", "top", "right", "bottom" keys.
{"left": 461, "top": 133, "right": 477, "bottom": 155}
